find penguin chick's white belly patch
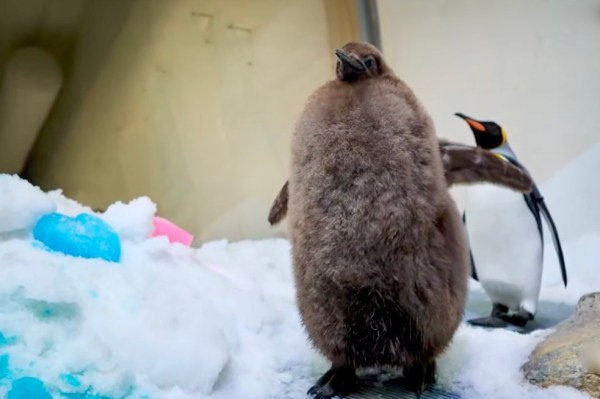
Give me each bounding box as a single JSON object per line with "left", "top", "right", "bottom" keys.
{"left": 465, "top": 185, "right": 543, "bottom": 309}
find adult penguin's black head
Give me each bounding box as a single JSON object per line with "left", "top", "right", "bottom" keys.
{"left": 455, "top": 112, "right": 507, "bottom": 150}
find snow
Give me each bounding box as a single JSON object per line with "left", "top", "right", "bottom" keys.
{"left": 0, "top": 174, "right": 55, "bottom": 235}
{"left": 100, "top": 197, "right": 156, "bottom": 243}
{"left": 0, "top": 140, "right": 598, "bottom": 399}
{"left": 0, "top": 176, "right": 319, "bottom": 399}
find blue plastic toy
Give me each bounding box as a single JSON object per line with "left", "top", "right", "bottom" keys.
{"left": 7, "top": 377, "right": 52, "bottom": 399}
{"left": 33, "top": 213, "right": 121, "bottom": 262}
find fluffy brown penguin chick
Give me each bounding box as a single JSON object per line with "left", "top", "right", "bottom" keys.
{"left": 268, "top": 140, "right": 533, "bottom": 226}
{"left": 287, "top": 41, "right": 471, "bottom": 398}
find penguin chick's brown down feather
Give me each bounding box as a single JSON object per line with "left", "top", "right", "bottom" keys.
{"left": 287, "top": 41, "right": 472, "bottom": 398}
{"left": 268, "top": 140, "right": 533, "bottom": 226}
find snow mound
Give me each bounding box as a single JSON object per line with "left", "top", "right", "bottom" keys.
{"left": 0, "top": 175, "right": 55, "bottom": 234}
{"left": 0, "top": 175, "right": 317, "bottom": 398}
{"left": 0, "top": 173, "right": 597, "bottom": 399}
{"left": 101, "top": 197, "right": 157, "bottom": 243}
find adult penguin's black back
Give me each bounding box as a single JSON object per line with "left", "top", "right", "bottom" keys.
{"left": 287, "top": 41, "right": 470, "bottom": 398}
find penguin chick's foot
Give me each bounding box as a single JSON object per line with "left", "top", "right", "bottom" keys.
{"left": 402, "top": 360, "right": 437, "bottom": 396}
{"left": 307, "top": 366, "right": 361, "bottom": 399}
{"left": 498, "top": 309, "right": 534, "bottom": 327}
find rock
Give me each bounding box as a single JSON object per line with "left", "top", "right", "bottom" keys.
{"left": 522, "top": 292, "right": 600, "bottom": 398}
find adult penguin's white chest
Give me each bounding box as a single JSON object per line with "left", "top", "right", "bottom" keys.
{"left": 464, "top": 184, "right": 543, "bottom": 313}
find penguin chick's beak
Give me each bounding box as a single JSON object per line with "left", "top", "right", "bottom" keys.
{"left": 335, "top": 49, "right": 366, "bottom": 73}
{"left": 455, "top": 112, "right": 487, "bottom": 133}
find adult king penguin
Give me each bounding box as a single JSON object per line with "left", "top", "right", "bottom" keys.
{"left": 455, "top": 112, "right": 567, "bottom": 328}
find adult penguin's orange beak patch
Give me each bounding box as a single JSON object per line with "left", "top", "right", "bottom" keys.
{"left": 455, "top": 112, "right": 487, "bottom": 132}
{"left": 465, "top": 119, "right": 486, "bottom": 132}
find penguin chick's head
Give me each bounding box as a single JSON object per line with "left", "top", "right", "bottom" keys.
{"left": 335, "top": 42, "right": 387, "bottom": 82}
{"left": 455, "top": 112, "right": 507, "bottom": 150}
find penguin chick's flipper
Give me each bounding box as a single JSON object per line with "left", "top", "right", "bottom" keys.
{"left": 403, "top": 360, "right": 437, "bottom": 395}
{"left": 267, "top": 181, "right": 289, "bottom": 226}
{"left": 307, "top": 366, "right": 361, "bottom": 399}
{"left": 439, "top": 139, "right": 534, "bottom": 193}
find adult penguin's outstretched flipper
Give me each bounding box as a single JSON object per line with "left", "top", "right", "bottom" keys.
{"left": 532, "top": 185, "right": 568, "bottom": 287}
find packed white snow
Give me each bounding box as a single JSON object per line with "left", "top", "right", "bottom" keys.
{"left": 0, "top": 174, "right": 55, "bottom": 235}
{"left": 0, "top": 175, "right": 319, "bottom": 399}
{"left": 0, "top": 138, "right": 597, "bottom": 399}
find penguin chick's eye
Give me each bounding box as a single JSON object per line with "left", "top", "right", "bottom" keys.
{"left": 363, "top": 56, "right": 376, "bottom": 71}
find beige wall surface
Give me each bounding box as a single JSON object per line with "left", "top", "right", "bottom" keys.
{"left": 0, "top": 0, "right": 85, "bottom": 65}
{"left": 0, "top": 0, "right": 86, "bottom": 173}
{"left": 23, "top": 1, "right": 598, "bottom": 244}
{"left": 378, "top": 0, "right": 600, "bottom": 209}
{"left": 26, "top": 0, "right": 342, "bottom": 243}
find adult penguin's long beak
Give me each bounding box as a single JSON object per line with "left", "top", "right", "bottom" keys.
{"left": 455, "top": 112, "right": 487, "bottom": 133}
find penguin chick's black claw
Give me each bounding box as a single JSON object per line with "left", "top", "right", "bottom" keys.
{"left": 424, "top": 361, "right": 437, "bottom": 385}
{"left": 403, "top": 361, "right": 436, "bottom": 396}
{"left": 467, "top": 316, "right": 511, "bottom": 329}
{"left": 307, "top": 367, "right": 360, "bottom": 399}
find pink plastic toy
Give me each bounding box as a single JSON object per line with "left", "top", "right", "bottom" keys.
{"left": 151, "top": 216, "right": 194, "bottom": 246}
